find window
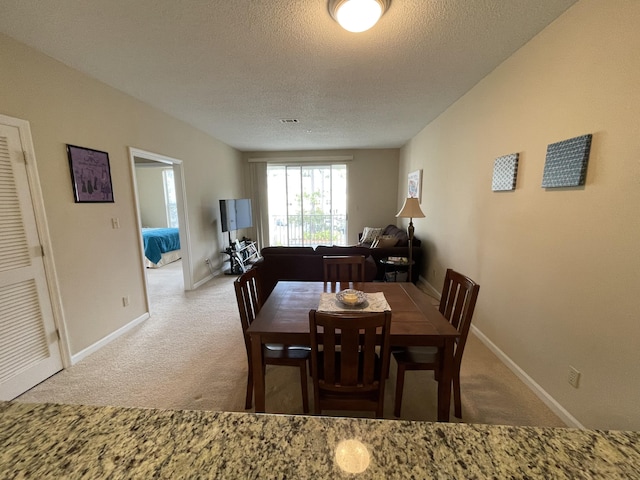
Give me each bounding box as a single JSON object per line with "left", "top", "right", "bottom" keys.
{"left": 267, "top": 164, "right": 347, "bottom": 246}
{"left": 162, "top": 168, "right": 179, "bottom": 228}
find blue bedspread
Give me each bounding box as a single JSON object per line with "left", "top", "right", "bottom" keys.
{"left": 142, "top": 228, "right": 181, "bottom": 264}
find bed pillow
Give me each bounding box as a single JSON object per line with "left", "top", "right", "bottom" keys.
{"left": 371, "top": 235, "right": 399, "bottom": 248}
{"left": 360, "top": 227, "right": 383, "bottom": 244}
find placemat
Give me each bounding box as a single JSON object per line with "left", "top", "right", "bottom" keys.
{"left": 317, "top": 292, "right": 391, "bottom": 313}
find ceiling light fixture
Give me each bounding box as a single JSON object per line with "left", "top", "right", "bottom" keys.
{"left": 328, "top": 0, "right": 391, "bottom": 33}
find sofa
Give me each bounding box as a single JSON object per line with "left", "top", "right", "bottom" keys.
{"left": 253, "top": 245, "right": 378, "bottom": 299}
{"left": 357, "top": 224, "right": 423, "bottom": 283}
{"left": 252, "top": 224, "right": 423, "bottom": 298}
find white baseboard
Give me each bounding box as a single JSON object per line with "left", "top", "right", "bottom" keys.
{"left": 193, "top": 273, "right": 214, "bottom": 289}
{"left": 419, "top": 275, "right": 583, "bottom": 429}
{"left": 193, "top": 266, "right": 226, "bottom": 289}
{"left": 471, "top": 326, "right": 585, "bottom": 429}
{"left": 70, "top": 313, "right": 149, "bottom": 365}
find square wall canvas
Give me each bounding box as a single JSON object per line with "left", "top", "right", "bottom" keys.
{"left": 541, "top": 134, "right": 592, "bottom": 188}
{"left": 492, "top": 153, "right": 519, "bottom": 191}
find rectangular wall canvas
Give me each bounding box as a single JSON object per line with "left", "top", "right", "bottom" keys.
{"left": 492, "top": 153, "right": 519, "bottom": 191}
{"left": 408, "top": 169, "right": 422, "bottom": 202}
{"left": 541, "top": 134, "right": 592, "bottom": 188}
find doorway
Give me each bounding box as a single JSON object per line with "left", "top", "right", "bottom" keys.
{"left": 129, "top": 148, "right": 193, "bottom": 310}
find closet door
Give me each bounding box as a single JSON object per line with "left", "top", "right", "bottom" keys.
{"left": 0, "top": 119, "right": 62, "bottom": 400}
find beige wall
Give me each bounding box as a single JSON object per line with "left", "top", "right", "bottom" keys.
{"left": 242, "top": 149, "right": 400, "bottom": 244}
{"left": 399, "top": 0, "right": 640, "bottom": 430}
{"left": 0, "top": 34, "right": 244, "bottom": 356}
{"left": 135, "top": 166, "right": 168, "bottom": 228}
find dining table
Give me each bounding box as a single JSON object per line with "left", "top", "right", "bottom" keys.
{"left": 247, "top": 281, "right": 460, "bottom": 422}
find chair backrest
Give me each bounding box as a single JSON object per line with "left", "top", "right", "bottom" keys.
{"left": 322, "top": 255, "right": 366, "bottom": 282}
{"left": 308, "top": 310, "right": 391, "bottom": 412}
{"left": 234, "top": 268, "right": 263, "bottom": 351}
{"left": 439, "top": 269, "right": 480, "bottom": 366}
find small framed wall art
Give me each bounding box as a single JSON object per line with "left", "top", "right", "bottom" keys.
{"left": 67, "top": 144, "right": 114, "bottom": 203}
{"left": 541, "top": 134, "right": 592, "bottom": 188}
{"left": 408, "top": 169, "right": 423, "bottom": 202}
{"left": 492, "top": 153, "right": 519, "bottom": 191}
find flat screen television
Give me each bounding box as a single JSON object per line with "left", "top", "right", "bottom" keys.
{"left": 219, "top": 198, "right": 253, "bottom": 232}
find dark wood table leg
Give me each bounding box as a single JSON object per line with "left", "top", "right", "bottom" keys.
{"left": 250, "top": 333, "right": 266, "bottom": 413}
{"left": 437, "top": 339, "right": 454, "bottom": 422}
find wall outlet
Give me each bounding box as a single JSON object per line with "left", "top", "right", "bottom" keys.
{"left": 568, "top": 365, "right": 581, "bottom": 388}
{"left": 111, "top": 217, "right": 120, "bottom": 229}
{"left": 122, "top": 296, "right": 130, "bottom": 307}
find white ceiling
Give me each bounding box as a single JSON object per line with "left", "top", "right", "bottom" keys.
{"left": 0, "top": 0, "right": 576, "bottom": 152}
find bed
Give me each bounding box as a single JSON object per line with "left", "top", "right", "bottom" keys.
{"left": 142, "top": 227, "right": 181, "bottom": 268}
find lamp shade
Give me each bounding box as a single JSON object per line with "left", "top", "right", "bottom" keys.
{"left": 328, "top": 0, "right": 390, "bottom": 33}
{"left": 396, "top": 197, "right": 425, "bottom": 219}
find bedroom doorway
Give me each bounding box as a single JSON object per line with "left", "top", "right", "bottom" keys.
{"left": 129, "top": 148, "right": 193, "bottom": 308}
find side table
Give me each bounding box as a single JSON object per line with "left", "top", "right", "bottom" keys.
{"left": 380, "top": 257, "right": 415, "bottom": 282}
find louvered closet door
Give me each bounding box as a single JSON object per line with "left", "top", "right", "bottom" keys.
{"left": 0, "top": 121, "right": 62, "bottom": 400}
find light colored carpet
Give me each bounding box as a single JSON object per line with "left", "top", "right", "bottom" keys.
{"left": 18, "top": 261, "right": 564, "bottom": 427}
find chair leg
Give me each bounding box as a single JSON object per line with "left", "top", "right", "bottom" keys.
{"left": 245, "top": 363, "right": 253, "bottom": 410}
{"left": 299, "top": 361, "right": 310, "bottom": 414}
{"left": 394, "top": 363, "right": 406, "bottom": 418}
{"left": 453, "top": 371, "right": 462, "bottom": 419}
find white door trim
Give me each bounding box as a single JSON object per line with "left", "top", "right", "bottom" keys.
{"left": 128, "top": 148, "right": 193, "bottom": 301}
{"left": 0, "top": 113, "right": 71, "bottom": 367}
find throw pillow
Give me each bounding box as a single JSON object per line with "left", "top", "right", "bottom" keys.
{"left": 371, "top": 235, "right": 399, "bottom": 248}
{"left": 360, "top": 227, "right": 383, "bottom": 244}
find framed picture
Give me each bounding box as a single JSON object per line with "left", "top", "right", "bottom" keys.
{"left": 67, "top": 144, "right": 114, "bottom": 203}
{"left": 408, "top": 169, "right": 423, "bottom": 202}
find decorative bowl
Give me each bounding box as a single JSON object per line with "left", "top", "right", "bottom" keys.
{"left": 336, "top": 289, "right": 366, "bottom": 307}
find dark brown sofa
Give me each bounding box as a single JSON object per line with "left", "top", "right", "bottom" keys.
{"left": 358, "top": 224, "right": 423, "bottom": 283}
{"left": 254, "top": 245, "right": 377, "bottom": 299}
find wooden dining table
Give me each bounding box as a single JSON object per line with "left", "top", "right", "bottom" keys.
{"left": 247, "top": 281, "right": 460, "bottom": 422}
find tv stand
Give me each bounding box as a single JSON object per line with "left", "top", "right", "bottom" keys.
{"left": 223, "top": 240, "right": 259, "bottom": 275}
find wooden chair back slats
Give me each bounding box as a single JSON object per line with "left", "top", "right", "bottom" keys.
{"left": 235, "top": 268, "right": 310, "bottom": 413}
{"left": 439, "top": 269, "right": 480, "bottom": 366}
{"left": 323, "top": 255, "right": 366, "bottom": 282}
{"left": 309, "top": 310, "right": 392, "bottom": 416}
{"left": 393, "top": 268, "right": 479, "bottom": 418}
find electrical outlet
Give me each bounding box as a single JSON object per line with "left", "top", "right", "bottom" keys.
{"left": 111, "top": 217, "right": 120, "bottom": 229}
{"left": 122, "top": 296, "right": 130, "bottom": 307}
{"left": 568, "top": 366, "right": 580, "bottom": 388}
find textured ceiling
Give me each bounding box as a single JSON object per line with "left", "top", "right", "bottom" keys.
{"left": 0, "top": 0, "right": 576, "bottom": 152}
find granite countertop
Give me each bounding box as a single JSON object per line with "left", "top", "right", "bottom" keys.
{"left": 1, "top": 402, "right": 639, "bottom": 479}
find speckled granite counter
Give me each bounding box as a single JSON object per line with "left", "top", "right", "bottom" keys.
{"left": 1, "top": 402, "right": 639, "bottom": 479}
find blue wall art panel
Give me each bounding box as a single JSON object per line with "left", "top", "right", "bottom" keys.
{"left": 492, "top": 153, "right": 519, "bottom": 191}
{"left": 541, "top": 134, "right": 592, "bottom": 188}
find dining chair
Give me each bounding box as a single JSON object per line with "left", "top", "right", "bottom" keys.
{"left": 234, "top": 268, "right": 310, "bottom": 413}
{"left": 322, "top": 255, "right": 366, "bottom": 282}
{"left": 392, "top": 268, "right": 480, "bottom": 418}
{"left": 308, "top": 309, "right": 392, "bottom": 418}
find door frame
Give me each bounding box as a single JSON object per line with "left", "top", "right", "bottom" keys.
{"left": 128, "top": 147, "right": 193, "bottom": 305}
{"left": 0, "top": 113, "right": 71, "bottom": 367}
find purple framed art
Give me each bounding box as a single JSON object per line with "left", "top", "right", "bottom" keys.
{"left": 67, "top": 144, "right": 114, "bottom": 203}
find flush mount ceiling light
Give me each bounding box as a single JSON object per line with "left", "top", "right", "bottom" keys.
{"left": 328, "top": 0, "right": 391, "bottom": 33}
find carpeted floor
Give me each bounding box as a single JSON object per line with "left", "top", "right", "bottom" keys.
{"left": 18, "top": 261, "right": 564, "bottom": 426}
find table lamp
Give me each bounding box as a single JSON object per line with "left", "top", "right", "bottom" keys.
{"left": 395, "top": 197, "right": 425, "bottom": 282}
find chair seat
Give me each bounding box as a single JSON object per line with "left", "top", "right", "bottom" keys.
{"left": 264, "top": 344, "right": 311, "bottom": 361}
{"left": 392, "top": 346, "right": 438, "bottom": 365}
